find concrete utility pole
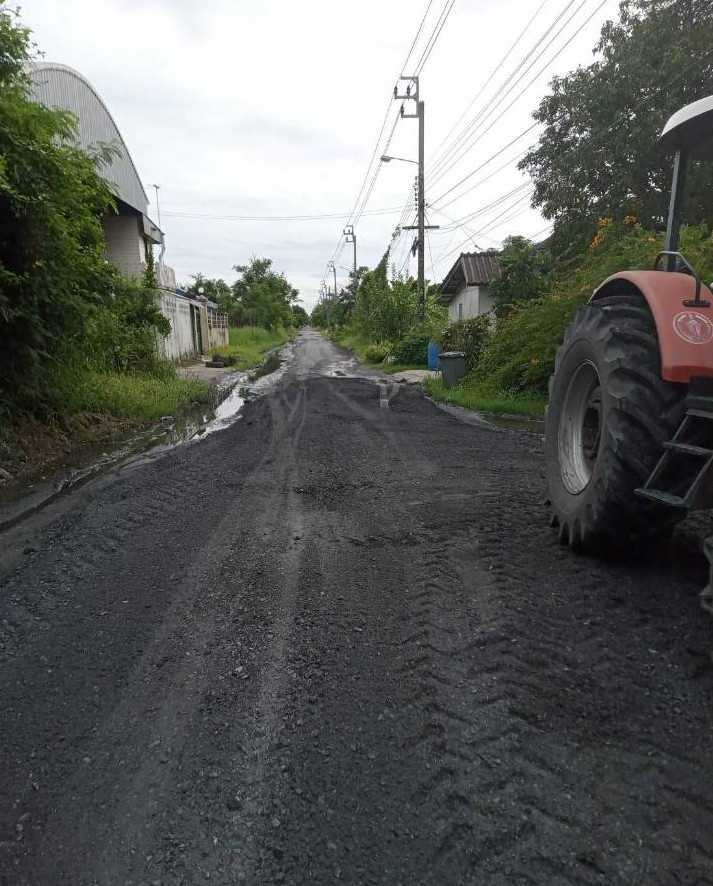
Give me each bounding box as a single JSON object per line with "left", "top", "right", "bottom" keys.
{"left": 393, "top": 76, "right": 438, "bottom": 324}
{"left": 327, "top": 260, "right": 338, "bottom": 302}
{"left": 343, "top": 225, "right": 357, "bottom": 291}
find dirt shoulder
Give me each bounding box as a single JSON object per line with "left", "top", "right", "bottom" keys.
{"left": 0, "top": 413, "right": 150, "bottom": 492}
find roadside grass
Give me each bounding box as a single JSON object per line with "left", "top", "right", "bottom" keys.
{"left": 378, "top": 362, "right": 427, "bottom": 375}
{"left": 331, "top": 330, "right": 373, "bottom": 362}
{"left": 59, "top": 370, "right": 212, "bottom": 419}
{"left": 423, "top": 376, "right": 546, "bottom": 418}
{"left": 211, "top": 326, "right": 293, "bottom": 370}
{"left": 1, "top": 369, "right": 212, "bottom": 484}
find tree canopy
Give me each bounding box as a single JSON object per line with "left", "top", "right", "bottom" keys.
{"left": 184, "top": 274, "right": 232, "bottom": 311}
{"left": 182, "top": 261, "right": 303, "bottom": 330}
{"left": 520, "top": 0, "right": 713, "bottom": 253}
{"left": 488, "top": 236, "right": 552, "bottom": 316}
{"left": 230, "top": 257, "right": 299, "bottom": 329}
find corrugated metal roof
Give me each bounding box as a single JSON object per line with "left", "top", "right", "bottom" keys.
{"left": 461, "top": 252, "right": 502, "bottom": 285}
{"left": 440, "top": 252, "right": 502, "bottom": 297}
{"left": 27, "top": 63, "right": 149, "bottom": 216}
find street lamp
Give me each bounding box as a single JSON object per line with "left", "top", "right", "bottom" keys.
{"left": 149, "top": 182, "right": 165, "bottom": 270}
{"left": 380, "top": 154, "right": 418, "bottom": 165}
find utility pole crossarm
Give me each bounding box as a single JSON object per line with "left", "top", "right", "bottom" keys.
{"left": 343, "top": 225, "right": 357, "bottom": 291}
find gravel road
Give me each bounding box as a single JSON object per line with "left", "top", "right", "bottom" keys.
{"left": 1, "top": 328, "right": 713, "bottom": 885}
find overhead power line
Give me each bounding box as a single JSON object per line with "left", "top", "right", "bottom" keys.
{"left": 429, "top": 122, "right": 538, "bottom": 210}
{"left": 401, "top": 0, "right": 437, "bottom": 72}
{"left": 429, "top": 36, "right": 702, "bottom": 266}
{"left": 427, "top": 0, "right": 549, "bottom": 174}
{"left": 428, "top": 0, "right": 581, "bottom": 182}
{"left": 428, "top": 0, "right": 585, "bottom": 183}
{"left": 412, "top": 0, "right": 456, "bottom": 75}
{"left": 429, "top": 0, "right": 601, "bottom": 189}
{"left": 162, "top": 206, "right": 405, "bottom": 222}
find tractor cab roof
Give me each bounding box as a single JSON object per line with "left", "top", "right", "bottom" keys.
{"left": 660, "top": 95, "right": 713, "bottom": 157}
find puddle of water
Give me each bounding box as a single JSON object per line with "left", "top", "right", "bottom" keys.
{"left": 481, "top": 413, "right": 545, "bottom": 435}
{"left": 192, "top": 385, "right": 246, "bottom": 439}
{"left": 322, "top": 357, "right": 360, "bottom": 377}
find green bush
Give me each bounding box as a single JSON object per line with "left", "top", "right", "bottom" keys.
{"left": 80, "top": 270, "right": 171, "bottom": 377}
{"left": 364, "top": 343, "right": 391, "bottom": 363}
{"left": 392, "top": 329, "right": 429, "bottom": 366}
{"left": 441, "top": 316, "right": 492, "bottom": 369}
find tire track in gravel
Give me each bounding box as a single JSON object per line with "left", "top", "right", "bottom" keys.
{"left": 108, "top": 382, "right": 318, "bottom": 884}
{"left": 0, "top": 401, "right": 275, "bottom": 883}
{"left": 234, "top": 383, "right": 313, "bottom": 881}
{"left": 225, "top": 378, "right": 500, "bottom": 884}
{"left": 225, "top": 378, "right": 713, "bottom": 885}
{"left": 228, "top": 379, "right": 433, "bottom": 884}
{"left": 240, "top": 380, "right": 435, "bottom": 884}
{"left": 107, "top": 383, "right": 313, "bottom": 885}
{"left": 412, "top": 420, "right": 713, "bottom": 885}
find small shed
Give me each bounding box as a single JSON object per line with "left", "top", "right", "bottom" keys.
{"left": 440, "top": 252, "right": 502, "bottom": 322}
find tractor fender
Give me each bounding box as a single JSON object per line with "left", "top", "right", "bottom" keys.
{"left": 590, "top": 270, "right": 713, "bottom": 383}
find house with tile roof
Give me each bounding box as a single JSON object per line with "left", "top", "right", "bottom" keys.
{"left": 440, "top": 251, "right": 502, "bottom": 323}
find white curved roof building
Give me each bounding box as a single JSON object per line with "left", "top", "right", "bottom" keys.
{"left": 27, "top": 62, "right": 166, "bottom": 281}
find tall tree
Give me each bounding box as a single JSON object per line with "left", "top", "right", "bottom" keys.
{"left": 185, "top": 274, "right": 232, "bottom": 312}
{"left": 520, "top": 0, "right": 713, "bottom": 254}
{"left": 352, "top": 254, "right": 419, "bottom": 343}
{"left": 231, "top": 257, "right": 298, "bottom": 329}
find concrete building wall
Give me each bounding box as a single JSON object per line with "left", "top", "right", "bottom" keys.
{"left": 155, "top": 262, "right": 176, "bottom": 291}
{"left": 447, "top": 285, "right": 495, "bottom": 323}
{"left": 157, "top": 293, "right": 196, "bottom": 361}
{"left": 207, "top": 307, "right": 230, "bottom": 351}
{"left": 102, "top": 215, "right": 146, "bottom": 278}
{"left": 157, "top": 295, "right": 229, "bottom": 361}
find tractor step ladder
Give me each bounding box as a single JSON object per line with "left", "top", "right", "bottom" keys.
{"left": 635, "top": 402, "right": 713, "bottom": 510}
{"left": 635, "top": 394, "right": 713, "bottom": 616}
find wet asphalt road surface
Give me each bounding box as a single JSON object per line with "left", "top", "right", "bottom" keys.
{"left": 1, "top": 329, "right": 713, "bottom": 885}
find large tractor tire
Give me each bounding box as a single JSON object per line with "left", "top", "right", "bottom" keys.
{"left": 545, "top": 293, "right": 687, "bottom": 553}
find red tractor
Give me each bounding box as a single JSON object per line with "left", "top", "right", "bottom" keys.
{"left": 545, "top": 95, "right": 713, "bottom": 610}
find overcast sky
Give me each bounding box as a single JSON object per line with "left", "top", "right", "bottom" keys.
{"left": 20, "top": 0, "right": 620, "bottom": 312}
